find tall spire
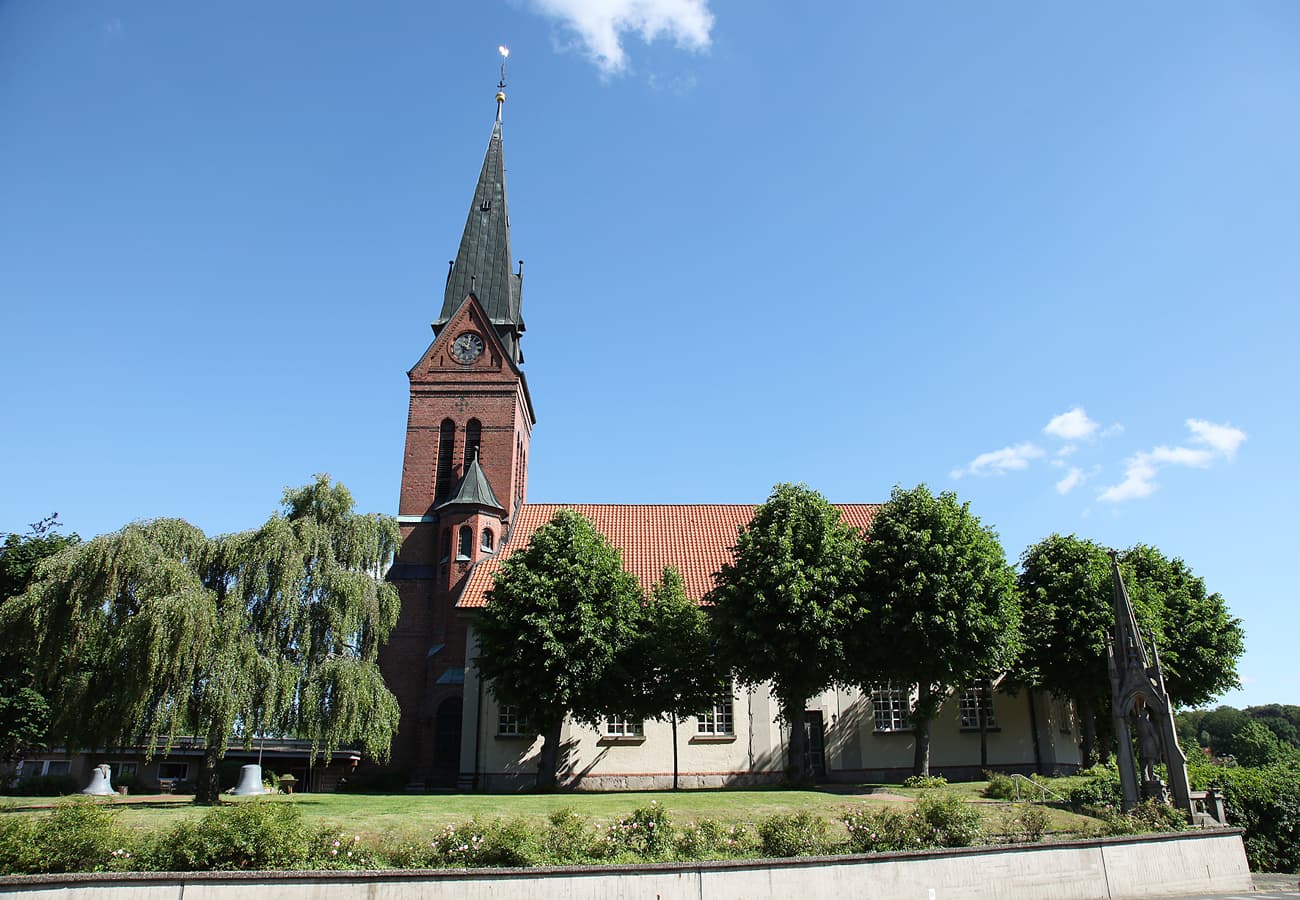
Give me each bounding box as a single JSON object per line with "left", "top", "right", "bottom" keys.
{"left": 435, "top": 51, "right": 524, "bottom": 363}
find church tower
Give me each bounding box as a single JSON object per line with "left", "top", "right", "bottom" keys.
{"left": 381, "top": 84, "right": 534, "bottom": 788}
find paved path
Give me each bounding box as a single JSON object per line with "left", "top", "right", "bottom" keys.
{"left": 1173, "top": 872, "right": 1299, "bottom": 898}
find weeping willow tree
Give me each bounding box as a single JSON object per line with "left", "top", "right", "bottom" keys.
{"left": 0, "top": 476, "right": 401, "bottom": 803}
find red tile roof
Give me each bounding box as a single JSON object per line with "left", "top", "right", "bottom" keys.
{"left": 458, "top": 503, "right": 880, "bottom": 609}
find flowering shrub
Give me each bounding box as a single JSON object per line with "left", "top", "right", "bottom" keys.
{"left": 539, "top": 808, "right": 599, "bottom": 863}
{"left": 0, "top": 798, "right": 135, "bottom": 874}
{"left": 1004, "top": 803, "right": 1050, "bottom": 842}
{"left": 155, "top": 800, "right": 314, "bottom": 871}
{"left": 603, "top": 801, "right": 674, "bottom": 858}
{"left": 902, "top": 774, "right": 948, "bottom": 790}
{"left": 314, "top": 829, "right": 378, "bottom": 869}
{"left": 982, "top": 771, "right": 1018, "bottom": 800}
{"left": 674, "top": 818, "right": 752, "bottom": 859}
{"left": 915, "top": 793, "right": 984, "bottom": 847}
{"left": 756, "top": 811, "right": 829, "bottom": 857}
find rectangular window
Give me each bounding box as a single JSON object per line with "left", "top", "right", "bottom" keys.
{"left": 603, "top": 716, "right": 644, "bottom": 738}
{"left": 697, "top": 699, "right": 735, "bottom": 736}
{"left": 959, "top": 683, "right": 996, "bottom": 729}
{"left": 44, "top": 760, "right": 70, "bottom": 776}
{"left": 114, "top": 762, "right": 139, "bottom": 777}
{"left": 498, "top": 705, "right": 529, "bottom": 736}
{"left": 871, "top": 683, "right": 909, "bottom": 732}
{"left": 1058, "top": 700, "right": 1073, "bottom": 734}
{"left": 158, "top": 762, "right": 189, "bottom": 781}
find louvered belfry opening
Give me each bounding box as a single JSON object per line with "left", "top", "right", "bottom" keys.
{"left": 435, "top": 419, "right": 456, "bottom": 501}
{"left": 464, "top": 419, "right": 482, "bottom": 469}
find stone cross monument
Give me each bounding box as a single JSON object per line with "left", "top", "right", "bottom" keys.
{"left": 1106, "top": 550, "right": 1193, "bottom": 819}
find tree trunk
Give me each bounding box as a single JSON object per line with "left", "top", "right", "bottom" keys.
{"left": 1078, "top": 695, "right": 1098, "bottom": 768}
{"left": 913, "top": 683, "right": 934, "bottom": 777}
{"left": 194, "top": 729, "right": 224, "bottom": 805}
{"left": 671, "top": 714, "right": 679, "bottom": 791}
{"left": 536, "top": 721, "right": 562, "bottom": 791}
{"left": 786, "top": 703, "right": 809, "bottom": 785}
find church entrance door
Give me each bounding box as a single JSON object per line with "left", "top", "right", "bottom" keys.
{"left": 803, "top": 711, "right": 827, "bottom": 778}
{"left": 432, "top": 697, "right": 462, "bottom": 787}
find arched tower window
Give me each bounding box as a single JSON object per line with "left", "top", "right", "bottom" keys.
{"left": 435, "top": 419, "right": 456, "bottom": 501}
{"left": 481, "top": 529, "right": 494, "bottom": 553}
{"left": 440, "top": 529, "right": 451, "bottom": 563}
{"left": 457, "top": 525, "right": 473, "bottom": 560}
{"left": 464, "top": 419, "right": 481, "bottom": 468}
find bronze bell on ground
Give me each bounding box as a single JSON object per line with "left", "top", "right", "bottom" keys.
{"left": 82, "top": 764, "right": 114, "bottom": 795}
{"left": 231, "top": 763, "right": 267, "bottom": 795}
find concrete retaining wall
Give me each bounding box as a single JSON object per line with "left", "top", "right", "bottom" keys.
{"left": 1, "top": 829, "right": 1252, "bottom": 900}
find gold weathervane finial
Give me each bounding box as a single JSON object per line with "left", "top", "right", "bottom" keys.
{"left": 496, "top": 45, "right": 509, "bottom": 118}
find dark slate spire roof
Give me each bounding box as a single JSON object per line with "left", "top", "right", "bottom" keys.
{"left": 437, "top": 453, "right": 504, "bottom": 512}
{"left": 435, "top": 111, "right": 524, "bottom": 362}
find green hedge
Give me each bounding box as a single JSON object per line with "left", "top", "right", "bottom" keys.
{"left": 0, "top": 795, "right": 1187, "bottom": 875}
{"left": 1192, "top": 763, "right": 1300, "bottom": 873}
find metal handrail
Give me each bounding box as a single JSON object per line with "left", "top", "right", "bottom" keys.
{"left": 1011, "top": 773, "right": 1069, "bottom": 803}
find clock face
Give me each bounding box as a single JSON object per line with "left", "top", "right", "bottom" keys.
{"left": 450, "top": 331, "right": 484, "bottom": 364}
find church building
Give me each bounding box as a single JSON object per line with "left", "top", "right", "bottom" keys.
{"left": 377, "top": 89, "right": 1082, "bottom": 791}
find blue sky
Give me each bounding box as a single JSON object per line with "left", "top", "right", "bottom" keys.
{"left": 3, "top": 2, "right": 1297, "bottom": 708}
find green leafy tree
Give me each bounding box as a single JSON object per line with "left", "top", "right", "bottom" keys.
{"left": 0, "top": 515, "right": 80, "bottom": 761}
{"left": 855, "top": 484, "right": 1022, "bottom": 777}
{"left": 621, "top": 566, "right": 729, "bottom": 789}
{"left": 1121, "top": 544, "right": 1244, "bottom": 708}
{"left": 1199, "top": 705, "right": 1251, "bottom": 756}
{"left": 708, "top": 483, "right": 863, "bottom": 784}
{"left": 1230, "top": 720, "right": 1295, "bottom": 768}
{"left": 475, "top": 509, "right": 645, "bottom": 790}
{"left": 0, "top": 477, "right": 401, "bottom": 803}
{"left": 1015, "top": 534, "right": 1118, "bottom": 765}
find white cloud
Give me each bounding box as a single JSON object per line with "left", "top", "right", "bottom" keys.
{"left": 1043, "top": 407, "right": 1098, "bottom": 441}
{"left": 527, "top": 0, "right": 714, "bottom": 74}
{"left": 1098, "top": 419, "right": 1247, "bottom": 504}
{"left": 1055, "top": 467, "right": 1085, "bottom": 495}
{"left": 1056, "top": 444, "right": 1078, "bottom": 458}
{"left": 1187, "top": 418, "right": 1247, "bottom": 458}
{"left": 950, "top": 442, "right": 1045, "bottom": 479}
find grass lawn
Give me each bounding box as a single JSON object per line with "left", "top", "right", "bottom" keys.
{"left": 2, "top": 783, "right": 1101, "bottom": 843}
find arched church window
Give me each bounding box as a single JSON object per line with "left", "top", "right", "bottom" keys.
{"left": 435, "top": 419, "right": 456, "bottom": 500}
{"left": 464, "top": 419, "right": 481, "bottom": 468}
{"left": 457, "top": 525, "right": 473, "bottom": 560}
{"left": 481, "top": 529, "right": 494, "bottom": 553}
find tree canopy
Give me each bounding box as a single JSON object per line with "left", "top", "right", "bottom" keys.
{"left": 0, "top": 515, "right": 79, "bottom": 762}
{"left": 475, "top": 509, "right": 645, "bottom": 790}
{"left": 1121, "top": 544, "right": 1244, "bottom": 708}
{"left": 855, "top": 484, "right": 1022, "bottom": 776}
{"left": 708, "top": 483, "right": 863, "bottom": 783}
{"left": 1015, "top": 533, "right": 1118, "bottom": 764}
{"left": 0, "top": 477, "right": 401, "bottom": 803}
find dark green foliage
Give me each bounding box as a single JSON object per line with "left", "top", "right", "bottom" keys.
{"left": 8, "top": 773, "right": 78, "bottom": 796}
{"left": 1015, "top": 534, "right": 1114, "bottom": 764}
{"left": 902, "top": 774, "right": 948, "bottom": 789}
{"left": 1229, "top": 721, "right": 1295, "bottom": 768}
{"left": 153, "top": 801, "right": 314, "bottom": 871}
{"left": 0, "top": 518, "right": 77, "bottom": 761}
{"left": 842, "top": 794, "right": 984, "bottom": 852}
{"left": 1121, "top": 545, "right": 1244, "bottom": 709}
{"left": 709, "top": 483, "right": 863, "bottom": 784}
{"left": 756, "top": 811, "right": 831, "bottom": 857}
{"left": 982, "top": 770, "right": 1018, "bottom": 799}
{"left": 477, "top": 509, "right": 646, "bottom": 789}
{"left": 855, "top": 484, "right": 1021, "bottom": 776}
{"left": 622, "top": 566, "right": 728, "bottom": 727}
{"left": 1097, "top": 800, "right": 1190, "bottom": 836}
{"left": 1192, "top": 763, "right": 1300, "bottom": 873}
{"left": 0, "top": 477, "right": 401, "bottom": 804}
{"left": 1068, "top": 770, "right": 1122, "bottom": 811}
